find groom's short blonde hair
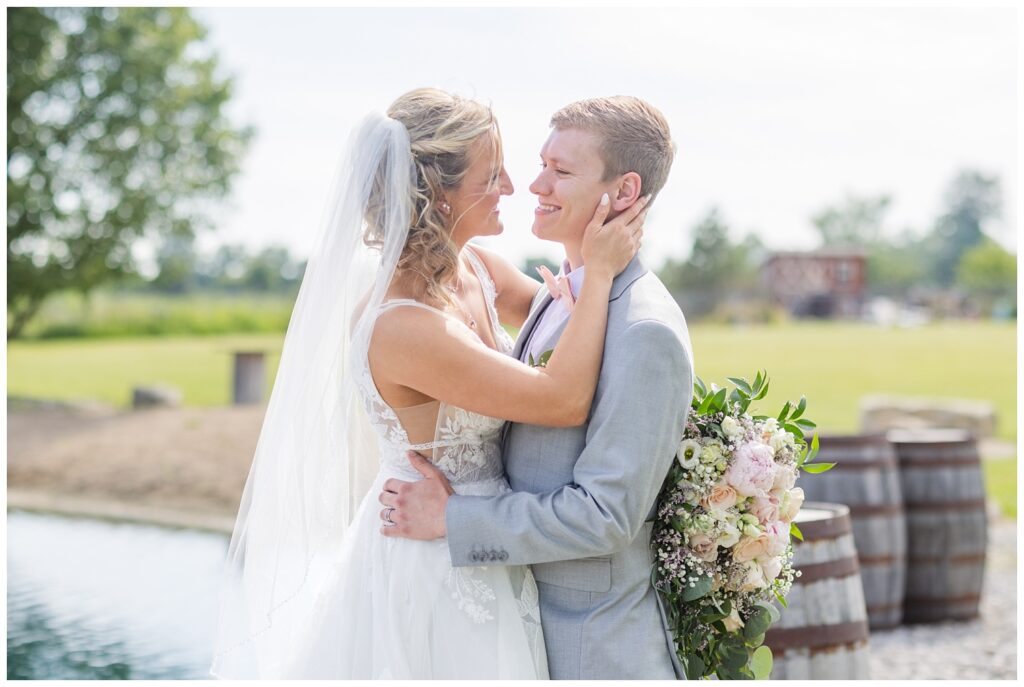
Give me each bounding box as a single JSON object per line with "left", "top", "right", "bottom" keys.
{"left": 550, "top": 96, "right": 675, "bottom": 200}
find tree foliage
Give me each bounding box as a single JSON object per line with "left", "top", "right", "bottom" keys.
{"left": 7, "top": 7, "right": 252, "bottom": 336}
{"left": 811, "top": 193, "right": 892, "bottom": 247}
{"left": 956, "top": 238, "right": 1016, "bottom": 309}
{"left": 659, "top": 208, "right": 764, "bottom": 317}
{"left": 925, "top": 170, "right": 1002, "bottom": 286}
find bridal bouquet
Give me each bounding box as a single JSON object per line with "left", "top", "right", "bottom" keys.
{"left": 651, "top": 371, "right": 834, "bottom": 680}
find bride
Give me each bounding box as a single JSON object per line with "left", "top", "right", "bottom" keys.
{"left": 210, "top": 88, "right": 648, "bottom": 679}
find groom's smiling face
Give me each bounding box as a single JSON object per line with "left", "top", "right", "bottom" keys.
{"left": 529, "top": 128, "right": 615, "bottom": 246}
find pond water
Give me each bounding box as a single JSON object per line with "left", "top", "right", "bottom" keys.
{"left": 7, "top": 510, "right": 229, "bottom": 680}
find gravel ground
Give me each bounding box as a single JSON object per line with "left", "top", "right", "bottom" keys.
{"left": 867, "top": 515, "right": 1017, "bottom": 680}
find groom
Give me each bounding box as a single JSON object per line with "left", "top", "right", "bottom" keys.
{"left": 381, "top": 96, "right": 694, "bottom": 680}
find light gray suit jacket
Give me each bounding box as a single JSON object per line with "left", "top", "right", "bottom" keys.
{"left": 446, "top": 256, "right": 694, "bottom": 680}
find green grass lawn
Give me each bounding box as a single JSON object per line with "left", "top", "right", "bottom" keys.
{"left": 8, "top": 321, "right": 1015, "bottom": 437}
{"left": 982, "top": 457, "right": 1017, "bottom": 518}
{"left": 7, "top": 320, "right": 1017, "bottom": 515}
{"left": 7, "top": 334, "right": 284, "bottom": 407}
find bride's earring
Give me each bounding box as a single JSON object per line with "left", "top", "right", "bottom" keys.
{"left": 439, "top": 202, "right": 451, "bottom": 214}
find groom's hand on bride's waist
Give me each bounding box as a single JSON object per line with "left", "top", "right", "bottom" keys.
{"left": 378, "top": 451, "right": 454, "bottom": 540}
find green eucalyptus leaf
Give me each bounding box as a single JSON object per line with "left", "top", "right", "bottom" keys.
{"left": 681, "top": 573, "right": 713, "bottom": 601}
{"left": 750, "top": 645, "right": 773, "bottom": 680}
{"left": 802, "top": 462, "right": 836, "bottom": 474}
{"left": 774, "top": 589, "right": 789, "bottom": 609}
{"left": 743, "top": 608, "right": 772, "bottom": 638}
{"left": 684, "top": 653, "right": 705, "bottom": 680}
{"left": 777, "top": 401, "right": 792, "bottom": 422}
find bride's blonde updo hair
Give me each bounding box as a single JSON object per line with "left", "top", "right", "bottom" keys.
{"left": 365, "top": 88, "right": 500, "bottom": 307}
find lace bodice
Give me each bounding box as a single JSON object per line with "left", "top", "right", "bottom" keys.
{"left": 351, "top": 247, "right": 514, "bottom": 486}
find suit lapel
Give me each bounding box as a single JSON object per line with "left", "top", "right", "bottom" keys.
{"left": 513, "top": 289, "right": 555, "bottom": 362}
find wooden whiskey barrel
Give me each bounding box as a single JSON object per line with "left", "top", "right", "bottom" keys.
{"left": 765, "top": 503, "right": 871, "bottom": 679}
{"left": 799, "top": 434, "right": 906, "bottom": 628}
{"left": 888, "top": 429, "right": 987, "bottom": 623}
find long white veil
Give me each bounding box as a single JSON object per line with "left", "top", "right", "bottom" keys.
{"left": 210, "top": 113, "right": 414, "bottom": 678}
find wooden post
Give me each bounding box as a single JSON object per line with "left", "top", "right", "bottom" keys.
{"left": 233, "top": 351, "right": 265, "bottom": 405}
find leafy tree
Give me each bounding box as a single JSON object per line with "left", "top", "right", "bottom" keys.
{"left": 7, "top": 7, "right": 252, "bottom": 336}
{"left": 925, "top": 170, "right": 1001, "bottom": 286}
{"left": 956, "top": 238, "right": 1016, "bottom": 313}
{"left": 811, "top": 194, "right": 892, "bottom": 247}
{"left": 659, "top": 208, "right": 763, "bottom": 317}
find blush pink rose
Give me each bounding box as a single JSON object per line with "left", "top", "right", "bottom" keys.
{"left": 749, "top": 494, "right": 780, "bottom": 524}
{"left": 725, "top": 442, "right": 777, "bottom": 497}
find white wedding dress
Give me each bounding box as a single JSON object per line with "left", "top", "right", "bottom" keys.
{"left": 283, "top": 248, "right": 548, "bottom": 679}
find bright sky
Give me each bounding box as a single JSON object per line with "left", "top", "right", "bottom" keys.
{"left": 193, "top": 6, "right": 1017, "bottom": 268}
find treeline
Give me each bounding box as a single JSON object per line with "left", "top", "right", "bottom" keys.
{"left": 651, "top": 169, "right": 1016, "bottom": 321}
{"left": 142, "top": 240, "right": 306, "bottom": 295}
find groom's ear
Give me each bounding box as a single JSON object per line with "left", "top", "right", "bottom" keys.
{"left": 612, "top": 172, "right": 643, "bottom": 211}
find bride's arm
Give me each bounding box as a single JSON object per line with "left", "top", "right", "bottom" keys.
{"left": 466, "top": 244, "right": 544, "bottom": 330}
{"left": 371, "top": 195, "right": 649, "bottom": 428}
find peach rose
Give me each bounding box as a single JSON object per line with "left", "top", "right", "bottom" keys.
{"left": 688, "top": 533, "right": 719, "bottom": 563}
{"left": 733, "top": 533, "right": 771, "bottom": 563}
{"left": 703, "top": 481, "right": 739, "bottom": 514}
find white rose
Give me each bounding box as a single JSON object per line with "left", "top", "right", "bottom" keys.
{"left": 721, "top": 416, "right": 744, "bottom": 439}
{"left": 716, "top": 522, "right": 742, "bottom": 548}
{"left": 772, "top": 465, "right": 797, "bottom": 494}
{"left": 722, "top": 607, "right": 744, "bottom": 632}
{"left": 759, "top": 555, "right": 783, "bottom": 581}
{"left": 770, "top": 432, "right": 791, "bottom": 453}
{"left": 740, "top": 561, "right": 769, "bottom": 592}
{"left": 780, "top": 487, "right": 805, "bottom": 522}
{"left": 700, "top": 443, "right": 722, "bottom": 465}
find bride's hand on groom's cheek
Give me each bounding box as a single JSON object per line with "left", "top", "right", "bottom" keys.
{"left": 582, "top": 193, "right": 651, "bottom": 278}
{"left": 378, "top": 451, "right": 454, "bottom": 540}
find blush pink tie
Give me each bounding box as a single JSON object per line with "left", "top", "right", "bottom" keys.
{"left": 535, "top": 265, "right": 576, "bottom": 311}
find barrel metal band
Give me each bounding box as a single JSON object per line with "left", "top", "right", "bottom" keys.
{"left": 904, "top": 499, "right": 987, "bottom": 511}
{"left": 898, "top": 457, "right": 980, "bottom": 467}
{"left": 793, "top": 555, "right": 860, "bottom": 585}
{"left": 795, "top": 512, "right": 852, "bottom": 541}
{"left": 765, "top": 619, "right": 870, "bottom": 653}
{"left": 857, "top": 553, "right": 898, "bottom": 565}
{"left": 824, "top": 457, "right": 898, "bottom": 471}
{"left": 907, "top": 552, "right": 986, "bottom": 565}
{"left": 904, "top": 592, "right": 982, "bottom": 605}
{"left": 846, "top": 503, "right": 904, "bottom": 517}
